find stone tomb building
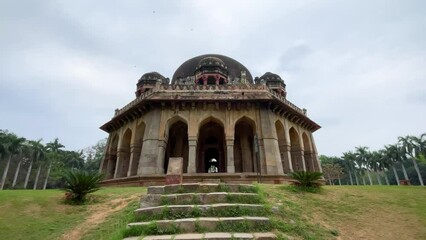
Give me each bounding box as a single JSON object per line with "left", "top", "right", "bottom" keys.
{"left": 99, "top": 54, "right": 321, "bottom": 186}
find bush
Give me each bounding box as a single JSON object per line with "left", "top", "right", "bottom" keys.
{"left": 62, "top": 169, "right": 104, "bottom": 204}
{"left": 289, "top": 171, "right": 323, "bottom": 188}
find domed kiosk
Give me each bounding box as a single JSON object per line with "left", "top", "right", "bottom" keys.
{"left": 99, "top": 54, "right": 321, "bottom": 186}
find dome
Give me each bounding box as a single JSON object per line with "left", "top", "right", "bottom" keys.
{"left": 258, "top": 72, "right": 283, "bottom": 82}
{"left": 137, "top": 72, "right": 168, "bottom": 87}
{"left": 172, "top": 54, "right": 253, "bottom": 84}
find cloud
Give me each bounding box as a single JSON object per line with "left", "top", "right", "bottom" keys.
{"left": 0, "top": 0, "right": 425, "bottom": 157}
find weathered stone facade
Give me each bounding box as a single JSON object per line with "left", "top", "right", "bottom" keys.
{"left": 99, "top": 54, "right": 321, "bottom": 185}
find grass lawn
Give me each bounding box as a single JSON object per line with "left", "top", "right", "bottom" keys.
{"left": 0, "top": 185, "right": 425, "bottom": 240}
{"left": 0, "top": 187, "right": 144, "bottom": 240}
{"left": 264, "top": 185, "right": 426, "bottom": 240}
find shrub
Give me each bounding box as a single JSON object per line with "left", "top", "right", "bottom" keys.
{"left": 62, "top": 169, "right": 104, "bottom": 204}
{"left": 289, "top": 171, "right": 323, "bottom": 188}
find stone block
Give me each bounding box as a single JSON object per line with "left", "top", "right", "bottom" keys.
{"left": 253, "top": 232, "right": 277, "bottom": 240}
{"left": 197, "top": 217, "right": 219, "bottom": 230}
{"left": 147, "top": 186, "right": 165, "bottom": 194}
{"left": 143, "top": 235, "right": 173, "bottom": 240}
{"left": 174, "top": 218, "right": 197, "bottom": 232}
{"left": 173, "top": 233, "right": 204, "bottom": 240}
{"left": 204, "top": 232, "right": 232, "bottom": 239}
{"left": 233, "top": 233, "right": 254, "bottom": 239}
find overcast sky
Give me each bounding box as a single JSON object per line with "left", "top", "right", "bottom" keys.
{"left": 0, "top": 0, "right": 425, "bottom": 156}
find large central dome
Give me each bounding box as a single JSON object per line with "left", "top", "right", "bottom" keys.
{"left": 172, "top": 54, "right": 253, "bottom": 84}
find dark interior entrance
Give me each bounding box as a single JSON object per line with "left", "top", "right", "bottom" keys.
{"left": 205, "top": 148, "right": 219, "bottom": 173}
{"left": 196, "top": 119, "right": 226, "bottom": 173}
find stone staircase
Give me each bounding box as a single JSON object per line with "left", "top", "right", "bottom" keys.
{"left": 123, "top": 183, "right": 276, "bottom": 240}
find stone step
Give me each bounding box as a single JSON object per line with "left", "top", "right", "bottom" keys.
{"left": 135, "top": 203, "right": 266, "bottom": 218}
{"left": 157, "top": 192, "right": 262, "bottom": 206}
{"left": 147, "top": 183, "right": 257, "bottom": 195}
{"left": 127, "top": 216, "right": 270, "bottom": 234}
{"left": 123, "top": 232, "right": 277, "bottom": 240}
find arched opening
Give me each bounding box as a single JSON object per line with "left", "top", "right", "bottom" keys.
{"left": 207, "top": 76, "right": 216, "bottom": 85}
{"left": 275, "top": 121, "right": 290, "bottom": 173}
{"left": 106, "top": 135, "right": 118, "bottom": 179}
{"left": 302, "top": 133, "right": 314, "bottom": 172}
{"left": 197, "top": 118, "right": 226, "bottom": 173}
{"left": 164, "top": 121, "right": 189, "bottom": 173}
{"left": 289, "top": 127, "right": 303, "bottom": 171}
{"left": 130, "top": 122, "right": 145, "bottom": 176}
{"left": 117, "top": 129, "right": 132, "bottom": 178}
{"left": 234, "top": 117, "right": 256, "bottom": 173}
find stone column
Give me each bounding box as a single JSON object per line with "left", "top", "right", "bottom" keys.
{"left": 281, "top": 144, "right": 293, "bottom": 173}
{"left": 259, "top": 109, "right": 284, "bottom": 175}
{"left": 187, "top": 139, "right": 197, "bottom": 173}
{"left": 114, "top": 147, "right": 129, "bottom": 178}
{"left": 226, "top": 138, "right": 235, "bottom": 173}
{"left": 300, "top": 150, "right": 306, "bottom": 172}
{"left": 156, "top": 140, "right": 167, "bottom": 174}
{"left": 127, "top": 144, "right": 141, "bottom": 176}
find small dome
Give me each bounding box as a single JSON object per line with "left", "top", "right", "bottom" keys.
{"left": 137, "top": 72, "right": 168, "bottom": 87}
{"left": 197, "top": 56, "right": 227, "bottom": 69}
{"left": 259, "top": 72, "right": 283, "bottom": 82}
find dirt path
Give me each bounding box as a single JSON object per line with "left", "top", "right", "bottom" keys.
{"left": 59, "top": 194, "right": 140, "bottom": 240}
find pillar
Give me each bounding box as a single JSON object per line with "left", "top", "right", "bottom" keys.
{"left": 187, "top": 139, "right": 197, "bottom": 173}
{"left": 226, "top": 138, "right": 235, "bottom": 173}
{"left": 127, "top": 144, "right": 141, "bottom": 176}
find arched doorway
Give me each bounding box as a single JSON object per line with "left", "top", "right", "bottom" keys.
{"left": 165, "top": 121, "right": 189, "bottom": 173}
{"left": 118, "top": 129, "right": 132, "bottom": 178}
{"left": 289, "top": 127, "right": 303, "bottom": 171}
{"left": 106, "top": 135, "right": 118, "bottom": 179}
{"left": 275, "top": 121, "right": 290, "bottom": 173}
{"left": 197, "top": 119, "right": 226, "bottom": 173}
{"left": 234, "top": 117, "right": 256, "bottom": 173}
{"left": 302, "top": 133, "right": 314, "bottom": 172}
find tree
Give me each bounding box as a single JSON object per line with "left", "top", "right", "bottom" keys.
{"left": 355, "top": 146, "right": 373, "bottom": 185}
{"left": 399, "top": 136, "right": 424, "bottom": 186}
{"left": 322, "top": 163, "right": 344, "bottom": 185}
{"left": 44, "top": 138, "right": 65, "bottom": 189}
{"left": 0, "top": 132, "right": 25, "bottom": 190}
{"left": 25, "top": 140, "right": 45, "bottom": 189}
{"left": 343, "top": 151, "right": 358, "bottom": 185}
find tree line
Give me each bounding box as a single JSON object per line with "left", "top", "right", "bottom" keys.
{"left": 0, "top": 129, "right": 106, "bottom": 190}
{"left": 321, "top": 133, "right": 426, "bottom": 186}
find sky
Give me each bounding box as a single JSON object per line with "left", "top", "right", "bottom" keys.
{"left": 0, "top": 0, "right": 425, "bottom": 156}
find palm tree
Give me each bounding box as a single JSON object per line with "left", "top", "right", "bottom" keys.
{"left": 399, "top": 136, "right": 424, "bottom": 186}
{"left": 378, "top": 149, "right": 391, "bottom": 185}
{"left": 343, "top": 151, "right": 358, "bottom": 185}
{"left": 355, "top": 146, "right": 373, "bottom": 185}
{"left": 384, "top": 144, "right": 401, "bottom": 185}
{"left": 370, "top": 151, "right": 383, "bottom": 185}
{"left": 25, "top": 140, "right": 45, "bottom": 189}
{"left": 44, "top": 138, "right": 64, "bottom": 190}
{"left": 0, "top": 132, "right": 25, "bottom": 190}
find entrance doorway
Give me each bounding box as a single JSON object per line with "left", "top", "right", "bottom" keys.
{"left": 205, "top": 148, "right": 219, "bottom": 173}
{"left": 196, "top": 119, "right": 226, "bottom": 173}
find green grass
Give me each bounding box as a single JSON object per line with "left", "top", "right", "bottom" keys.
{"left": 264, "top": 185, "right": 426, "bottom": 240}
{"left": 1, "top": 185, "right": 425, "bottom": 240}
{"left": 0, "top": 187, "right": 144, "bottom": 240}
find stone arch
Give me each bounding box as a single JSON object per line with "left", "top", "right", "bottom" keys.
{"left": 164, "top": 120, "right": 189, "bottom": 174}
{"left": 275, "top": 120, "right": 290, "bottom": 173}
{"left": 117, "top": 128, "right": 132, "bottom": 178}
{"left": 164, "top": 115, "right": 189, "bottom": 138}
{"left": 129, "top": 122, "right": 145, "bottom": 176}
{"left": 197, "top": 116, "right": 226, "bottom": 173}
{"left": 289, "top": 127, "right": 303, "bottom": 171}
{"left": 234, "top": 116, "right": 256, "bottom": 173}
{"left": 302, "top": 132, "right": 315, "bottom": 172}
{"left": 106, "top": 134, "right": 118, "bottom": 179}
